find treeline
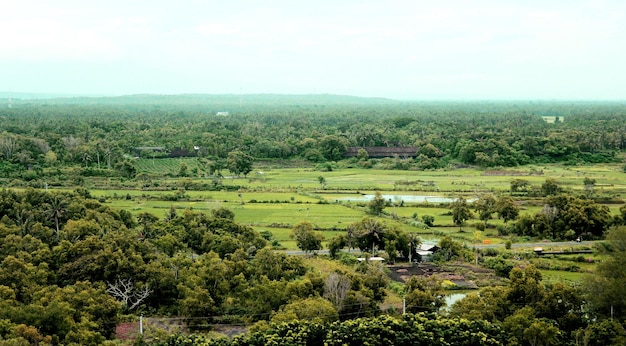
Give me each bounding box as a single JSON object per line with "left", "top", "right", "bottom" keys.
{"left": 1, "top": 98, "right": 625, "bottom": 179}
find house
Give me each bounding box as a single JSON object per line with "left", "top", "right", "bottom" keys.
{"left": 344, "top": 146, "right": 418, "bottom": 159}
{"left": 415, "top": 244, "right": 439, "bottom": 262}
{"left": 216, "top": 111, "right": 230, "bottom": 116}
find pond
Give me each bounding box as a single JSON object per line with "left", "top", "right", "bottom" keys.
{"left": 336, "top": 194, "right": 470, "bottom": 204}
{"left": 444, "top": 292, "right": 468, "bottom": 310}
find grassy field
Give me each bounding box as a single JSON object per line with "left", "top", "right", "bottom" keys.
{"left": 130, "top": 159, "right": 626, "bottom": 195}
{"left": 74, "top": 161, "right": 626, "bottom": 251}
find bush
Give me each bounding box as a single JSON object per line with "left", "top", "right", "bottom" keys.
{"left": 482, "top": 256, "right": 515, "bottom": 277}
{"left": 421, "top": 215, "right": 435, "bottom": 227}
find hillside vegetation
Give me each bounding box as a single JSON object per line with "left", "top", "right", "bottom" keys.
{"left": 1, "top": 95, "right": 626, "bottom": 345}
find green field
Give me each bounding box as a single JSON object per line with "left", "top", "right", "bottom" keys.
{"left": 75, "top": 161, "right": 625, "bottom": 253}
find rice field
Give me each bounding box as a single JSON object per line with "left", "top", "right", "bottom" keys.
{"left": 77, "top": 160, "right": 626, "bottom": 252}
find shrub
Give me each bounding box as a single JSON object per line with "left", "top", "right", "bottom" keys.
{"left": 505, "top": 240, "right": 512, "bottom": 250}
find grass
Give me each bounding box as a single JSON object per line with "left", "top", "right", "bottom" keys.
{"left": 68, "top": 161, "right": 626, "bottom": 250}
{"left": 540, "top": 270, "right": 587, "bottom": 283}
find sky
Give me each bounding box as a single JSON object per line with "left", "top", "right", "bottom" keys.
{"left": 1, "top": 0, "right": 625, "bottom": 100}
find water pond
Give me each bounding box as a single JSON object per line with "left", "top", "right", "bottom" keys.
{"left": 337, "top": 194, "right": 470, "bottom": 204}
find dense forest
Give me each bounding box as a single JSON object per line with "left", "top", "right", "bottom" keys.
{"left": 1, "top": 96, "right": 625, "bottom": 180}
{"left": 1, "top": 95, "right": 626, "bottom": 345}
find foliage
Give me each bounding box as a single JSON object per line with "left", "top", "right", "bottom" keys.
{"left": 510, "top": 194, "right": 611, "bottom": 240}
{"left": 290, "top": 221, "right": 324, "bottom": 254}
{"left": 433, "top": 236, "right": 471, "bottom": 262}
{"left": 367, "top": 191, "right": 386, "bottom": 216}
{"left": 154, "top": 313, "right": 506, "bottom": 346}
{"left": 450, "top": 265, "right": 587, "bottom": 344}
{"left": 451, "top": 197, "right": 473, "bottom": 230}
{"left": 404, "top": 276, "right": 445, "bottom": 313}
{"left": 2, "top": 100, "right": 624, "bottom": 181}
{"left": 474, "top": 194, "right": 496, "bottom": 224}
{"left": 585, "top": 226, "right": 626, "bottom": 319}
{"left": 226, "top": 150, "right": 253, "bottom": 177}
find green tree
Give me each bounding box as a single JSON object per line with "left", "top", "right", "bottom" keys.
{"left": 350, "top": 217, "right": 388, "bottom": 253}
{"left": 177, "top": 162, "right": 188, "bottom": 177}
{"left": 317, "top": 176, "right": 327, "bottom": 189}
{"left": 421, "top": 215, "right": 435, "bottom": 227}
{"left": 318, "top": 135, "right": 348, "bottom": 161}
{"left": 541, "top": 178, "right": 561, "bottom": 196}
{"left": 495, "top": 196, "right": 519, "bottom": 223}
{"left": 436, "top": 236, "right": 469, "bottom": 262}
{"left": 368, "top": 191, "right": 386, "bottom": 216}
{"left": 356, "top": 148, "right": 369, "bottom": 161}
{"left": 580, "top": 320, "right": 626, "bottom": 346}
{"left": 115, "top": 160, "right": 136, "bottom": 178}
{"left": 474, "top": 194, "right": 496, "bottom": 226}
{"left": 271, "top": 297, "right": 338, "bottom": 323}
{"left": 451, "top": 197, "right": 472, "bottom": 230}
{"left": 226, "top": 150, "right": 253, "bottom": 177}
{"left": 46, "top": 194, "right": 68, "bottom": 236}
{"left": 585, "top": 226, "right": 626, "bottom": 318}
{"left": 327, "top": 234, "right": 347, "bottom": 259}
{"left": 404, "top": 276, "right": 445, "bottom": 313}
{"left": 510, "top": 178, "right": 530, "bottom": 194}
{"left": 291, "top": 221, "right": 324, "bottom": 254}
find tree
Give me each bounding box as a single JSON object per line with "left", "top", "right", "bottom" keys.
{"left": 177, "top": 162, "right": 188, "bottom": 177}
{"left": 436, "top": 236, "right": 469, "bottom": 262}
{"left": 510, "top": 178, "right": 530, "bottom": 194}
{"left": 327, "top": 235, "right": 347, "bottom": 259}
{"left": 585, "top": 226, "right": 626, "bottom": 318}
{"left": 496, "top": 196, "right": 519, "bottom": 223}
{"left": 404, "top": 276, "right": 445, "bottom": 313}
{"left": 291, "top": 221, "right": 324, "bottom": 254}
{"left": 541, "top": 179, "right": 560, "bottom": 196}
{"left": 46, "top": 195, "right": 67, "bottom": 236}
{"left": 324, "top": 272, "right": 351, "bottom": 311}
{"left": 356, "top": 148, "right": 369, "bottom": 161}
{"left": 350, "top": 217, "right": 388, "bottom": 253}
{"left": 318, "top": 135, "right": 348, "bottom": 161}
{"left": 106, "top": 277, "right": 151, "bottom": 311}
{"left": 116, "top": 160, "right": 136, "bottom": 178}
{"left": 580, "top": 320, "right": 626, "bottom": 346}
{"left": 368, "top": 191, "right": 386, "bottom": 216}
{"left": 226, "top": 150, "right": 253, "bottom": 177}
{"left": 451, "top": 197, "right": 472, "bottom": 230}
{"left": 318, "top": 176, "right": 327, "bottom": 189}
{"left": 421, "top": 215, "right": 435, "bottom": 227}
{"left": 271, "top": 297, "right": 338, "bottom": 323}
{"left": 474, "top": 194, "right": 496, "bottom": 226}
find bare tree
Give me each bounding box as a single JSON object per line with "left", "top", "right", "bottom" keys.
{"left": 324, "top": 272, "right": 351, "bottom": 311}
{"left": 106, "top": 277, "right": 152, "bottom": 311}
{"left": 0, "top": 136, "right": 17, "bottom": 160}
{"left": 31, "top": 138, "right": 50, "bottom": 154}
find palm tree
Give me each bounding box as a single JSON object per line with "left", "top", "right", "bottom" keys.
{"left": 47, "top": 195, "right": 67, "bottom": 236}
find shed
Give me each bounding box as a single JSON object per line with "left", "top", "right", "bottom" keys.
{"left": 416, "top": 250, "right": 434, "bottom": 262}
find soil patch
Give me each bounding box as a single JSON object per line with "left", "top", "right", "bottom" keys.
{"left": 387, "top": 262, "right": 502, "bottom": 289}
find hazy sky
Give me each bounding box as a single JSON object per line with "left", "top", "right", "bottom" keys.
{"left": 2, "top": 0, "right": 625, "bottom": 100}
